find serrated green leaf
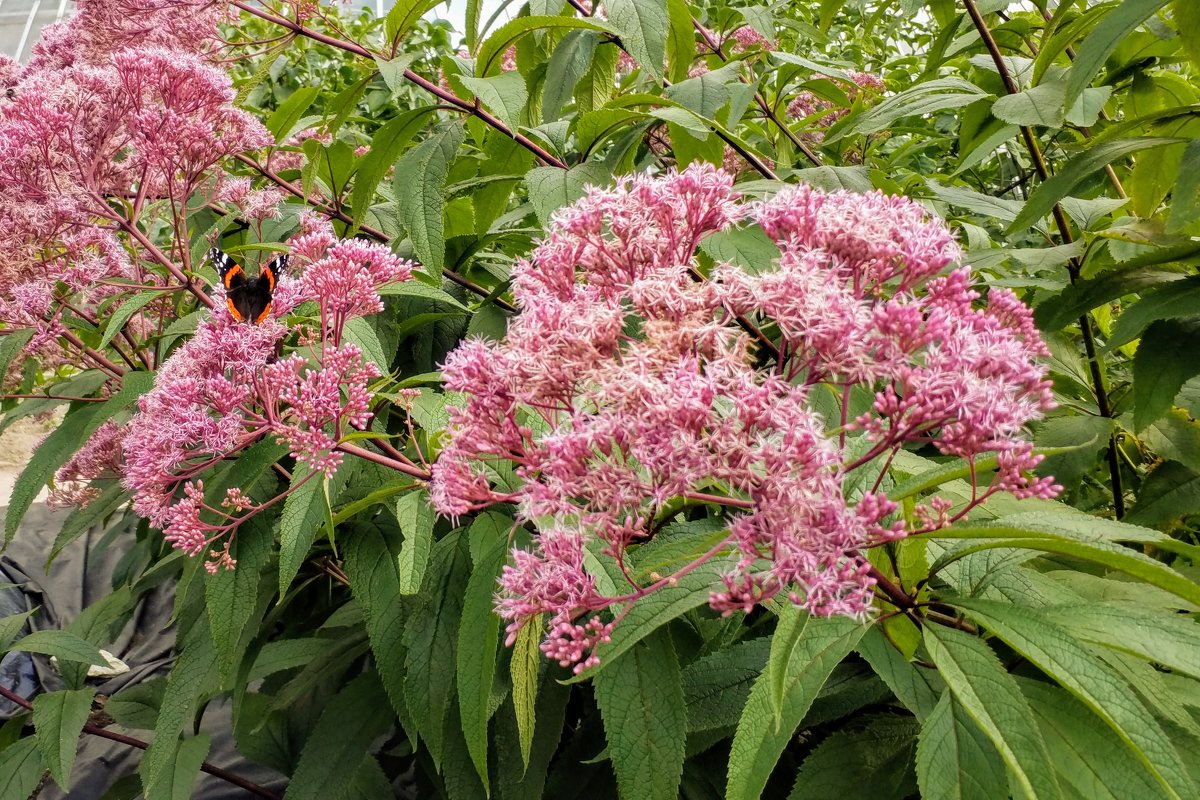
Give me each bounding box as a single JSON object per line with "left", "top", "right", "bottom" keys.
{"left": 1127, "top": 460, "right": 1200, "bottom": 526}
{"left": 459, "top": 72, "right": 529, "bottom": 133}
{"left": 278, "top": 467, "right": 328, "bottom": 595}
{"left": 922, "top": 624, "right": 1060, "bottom": 800}
{"left": 386, "top": 0, "right": 445, "bottom": 42}
{"left": 525, "top": 163, "right": 610, "bottom": 225}
{"left": 144, "top": 734, "right": 210, "bottom": 800}
{"left": 266, "top": 86, "right": 321, "bottom": 142}
{"left": 105, "top": 680, "right": 166, "bottom": 730}
{"left": 476, "top": 16, "right": 614, "bottom": 77}
{"left": 1107, "top": 275, "right": 1200, "bottom": 350}
{"left": 915, "top": 692, "right": 1008, "bottom": 800}
{"left": 205, "top": 515, "right": 272, "bottom": 686}
{"left": 766, "top": 606, "right": 809, "bottom": 730}
{"left": 1133, "top": 319, "right": 1200, "bottom": 430}
{"left": 791, "top": 713, "right": 919, "bottom": 799}
{"left": 32, "top": 687, "right": 95, "bottom": 790}
{"left": 10, "top": 629, "right": 106, "bottom": 666}
{"left": 683, "top": 636, "right": 770, "bottom": 732}
{"left": 604, "top": 0, "right": 667, "bottom": 81}
{"left": 395, "top": 490, "right": 434, "bottom": 594}
{"left": 1022, "top": 678, "right": 1173, "bottom": 800}
{"left": 48, "top": 484, "right": 130, "bottom": 566}
{"left": 569, "top": 555, "right": 729, "bottom": 683}
{"left": 511, "top": 614, "right": 542, "bottom": 772}
{"left": 832, "top": 78, "right": 991, "bottom": 140}
{"left": 543, "top": 30, "right": 599, "bottom": 122}
{"left": 284, "top": 672, "right": 393, "bottom": 800}
{"left": 1064, "top": 0, "right": 1171, "bottom": 112}
{"left": 856, "top": 626, "right": 945, "bottom": 722}
{"left": 99, "top": 291, "right": 164, "bottom": 351}
{"left": 394, "top": 123, "right": 464, "bottom": 274}
{"left": 1009, "top": 137, "right": 1183, "bottom": 233}
{"left": 140, "top": 613, "right": 217, "bottom": 792}
{"left": 952, "top": 598, "right": 1195, "bottom": 799}
{"left": 350, "top": 108, "right": 431, "bottom": 228}
{"left": 343, "top": 316, "right": 389, "bottom": 374}
{"left": 403, "top": 529, "right": 470, "bottom": 767}
{"left": 726, "top": 616, "right": 866, "bottom": 800}
{"left": 457, "top": 527, "right": 507, "bottom": 788}
{"left": 594, "top": 630, "right": 686, "bottom": 800}
{"left": 1034, "top": 267, "right": 1182, "bottom": 333}
{"left": 0, "top": 738, "right": 44, "bottom": 800}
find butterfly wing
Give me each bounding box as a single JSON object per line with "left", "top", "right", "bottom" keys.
{"left": 210, "top": 247, "right": 251, "bottom": 322}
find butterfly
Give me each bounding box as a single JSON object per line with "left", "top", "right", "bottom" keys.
{"left": 209, "top": 247, "right": 287, "bottom": 325}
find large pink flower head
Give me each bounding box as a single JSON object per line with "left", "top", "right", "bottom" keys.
{"left": 434, "top": 165, "right": 1058, "bottom": 671}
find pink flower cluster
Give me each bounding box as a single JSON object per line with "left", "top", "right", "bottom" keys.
{"left": 0, "top": 0, "right": 269, "bottom": 365}
{"left": 787, "top": 71, "right": 886, "bottom": 158}
{"left": 432, "top": 164, "right": 1057, "bottom": 670}
{"left": 118, "top": 227, "right": 412, "bottom": 567}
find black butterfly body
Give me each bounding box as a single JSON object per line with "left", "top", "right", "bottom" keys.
{"left": 209, "top": 247, "right": 287, "bottom": 325}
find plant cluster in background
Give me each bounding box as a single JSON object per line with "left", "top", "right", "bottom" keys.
{"left": 0, "top": 1, "right": 1197, "bottom": 800}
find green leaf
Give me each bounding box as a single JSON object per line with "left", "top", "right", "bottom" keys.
{"left": 1051, "top": 603, "right": 1200, "bottom": 681}
{"left": 49, "top": 483, "right": 130, "bottom": 566}
{"left": 832, "top": 78, "right": 991, "bottom": 139}
{"left": 205, "top": 515, "right": 272, "bottom": 685}
{"left": 33, "top": 688, "right": 95, "bottom": 790}
{"left": 343, "top": 521, "right": 407, "bottom": 725}
{"left": 1176, "top": 0, "right": 1200, "bottom": 70}
{"left": 594, "top": 630, "right": 687, "bottom": 800}
{"left": 915, "top": 692, "right": 1008, "bottom": 800}
{"left": 266, "top": 86, "right": 321, "bottom": 142}
{"left": 766, "top": 605, "right": 809, "bottom": 729}
{"left": 664, "top": 0, "right": 695, "bottom": 83}
{"left": 456, "top": 525, "right": 506, "bottom": 787}
{"left": 144, "top": 734, "right": 211, "bottom": 800}
{"left": 683, "top": 636, "right": 770, "bottom": 732}
{"left": 726, "top": 617, "right": 866, "bottom": 800}
{"left": 1107, "top": 275, "right": 1200, "bottom": 349}
{"left": 569, "top": 556, "right": 728, "bottom": 682}
{"left": 278, "top": 466, "right": 329, "bottom": 595}
{"left": 394, "top": 123, "right": 464, "bottom": 274}
{"left": 951, "top": 598, "right": 1196, "bottom": 799}
{"left": 1021, "top": 678, "right": 1174, "bottom": 800}
{"left": 698, "top": 224, "right": 781, "bottom": 276}
{"left": 0, "top": 328, "right": 33, "bottom": 387}
{"left": 458, "top": 72, "right": 529, "bottom": 133}
{"left": 1126, "top": 460, "right": 1200, "bottom": 527}
{"left": 395, "top": 489, "right": 434, "bottom": 595}
{"left": 991, "top": 82, "right": 1069, "bottom": 127}
{"left": 604, "top": 0, "right": 668, "bottom": 81}
{"left": 664, "top": 63, "right": 741, "bottom": 119}
{"left": 140, "top": 614, "right": 217, "bottom": 792}
{"left": 1133, "top": 319, "right": 1200, "bottom": 430}
{"left": 0, "top": 738, "right": 44, "bottom": 800}
{"left": 284, "top": 672, "right": 393, "bottom": 800}
{"left": 790, "top": 714, "right": 919, "bottom": 799}
{"left": 403, "top": 529, "right": 470, "bottom": 767}
{"left": 5, "top": 370, "right": 152, "bottom": 547}
{"left": 510, "top": 615, "right": 542, "bottom": 771}
{"left": 1008, "top": 137, "right": 1183, "bottom": 233}
{"left": 386, "top": 0, "right": 445, "bottom": 42}
{"left": 1034, "top": 267, "right": 1183, "bottom": 333}
{"left": 0, "top": 610, "right": 33, "bottom": 651}
{"left": 922, "top": 624, "right": 1061, "bottom": 800}
{"left": 856, "top": 626, "right": 945, "bottom": 722}
{"left": 106, "top": 681, "right": 166, "bottom": 730}
{"left": 476, "top": 16, "right": 614, "bottom": 76}
{"left": 350, "top": 108, "right": 431, "bottom": 228}
{"left": 543, "top": 30, "right": 599, "bottom": 122}
{"left": 343, "top": 315, "right": 389, "bottom": 374}
{"left": 99, "top": 291, "right": 165, "bottom": 350}
{"left": 526, "top": 163, "right": 610, "bottom": 225}
{"left": 10, "top": 630, "right": 106, "bottom": 666}
{"left": 1063, "top": 0, "right": 1172, "bottom": 112}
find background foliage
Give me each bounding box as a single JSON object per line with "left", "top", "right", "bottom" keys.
{"left": 2, "top": 0, "right": 1200, "bottom": 798}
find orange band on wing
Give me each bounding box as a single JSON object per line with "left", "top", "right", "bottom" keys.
{"left": 226, "top": 298, "right": 246, "bottom": 322}
{"left": 264, "top": 265, "right": 276, "bottom": 292}
{"left": 221, "top": 263, "right": 244, "bottom": 289}
{"left": 254, "top": 302, "right": 273, "bottom": 325}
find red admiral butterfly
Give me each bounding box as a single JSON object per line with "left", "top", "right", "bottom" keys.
{"left": 210, "top": 247, "right": 287, "bottom": 325}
